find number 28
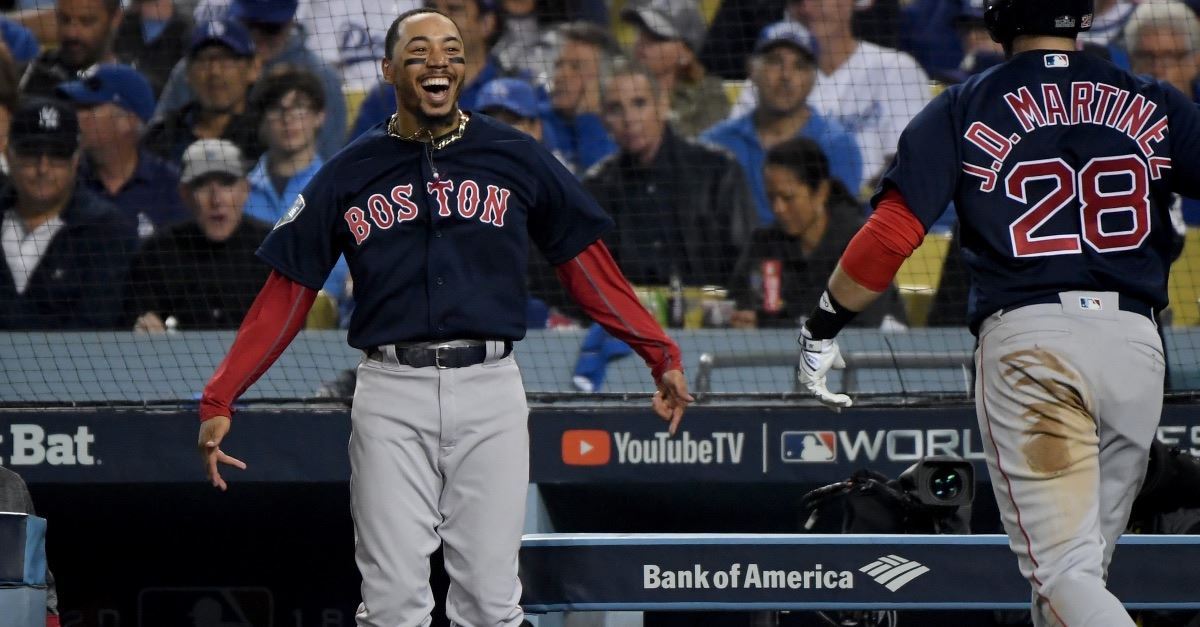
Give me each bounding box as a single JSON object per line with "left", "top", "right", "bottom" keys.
{"left": 1007, "top": 155, "right": 1150, "bottom": 257}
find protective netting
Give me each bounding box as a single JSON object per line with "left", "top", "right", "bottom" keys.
{"left": 2, "top": 0, "right": 1199, "bottom": 405}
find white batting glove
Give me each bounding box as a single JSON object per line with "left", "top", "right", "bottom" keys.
{"left": 798, "top": 326, "right": 853, "bottom": 411}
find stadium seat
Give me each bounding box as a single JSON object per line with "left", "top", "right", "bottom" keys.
{"left": 894, "top": 232, "right": 953, "bottom": 327}
{"left": 305, "top": 291, "right": 340, "bottom": 330}
{"left": 1167, "top": 227, "right": 1200, "bottom": 326}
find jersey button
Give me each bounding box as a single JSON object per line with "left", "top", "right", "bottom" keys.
{"left": 434, "top": 230, "right": 443, "bottom": 238}
{"left": 436, "top": 277, "right": 444, "bottom": 286}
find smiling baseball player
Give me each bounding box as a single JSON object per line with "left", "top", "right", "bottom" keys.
{"left": 796, "top": 1, "right": 1200, "bottom": 625}
{"left": 194, "top": 8, "right": 692, "bottom": 627}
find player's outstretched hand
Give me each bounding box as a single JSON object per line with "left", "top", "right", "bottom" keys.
{"left": 198, "top": 416, "right": 247, "bottom": 491}
{"left": 653, "top": 369, "right": 694, "bottom": 436}
{"left": 797, "top": 327, "right": 853, "bottom": 412}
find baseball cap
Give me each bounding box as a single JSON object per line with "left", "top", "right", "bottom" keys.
{"left": 180, "top": 139, "right": 247, "bottom": 184}
{"left": 228, "top": 0, "right": 299, "bottom": 24}
{"left": 620, "top": 0, "right": 707, "bottom": 52}
{"left": 56, "top": 64, "right": 157, "bottom": 123}
{"left": 476, "top": 78, "right": 538, "bottom": 119}
{"left": 9, "top": 98, "right": 80, "bottom": 156}
{"left": 754, "top": 21, "right": 817, "bottom": 61}
{"left": 189, "top": 19, "right": 256, "bottom": 58}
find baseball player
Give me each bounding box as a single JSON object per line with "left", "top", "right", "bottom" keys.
{"left": 796, "top": 1, "right": 1200, "bottom": 625}
{"left": 194, "top": 8, "right": 693, "bottom": 627}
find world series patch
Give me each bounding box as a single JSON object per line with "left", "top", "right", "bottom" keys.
{"left": 275, "top": 194, "right": 306, "bottom": 229}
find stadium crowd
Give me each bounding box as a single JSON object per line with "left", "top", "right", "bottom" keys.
{"left": 0, "top": 0, "right": 1197, "bottom": 337}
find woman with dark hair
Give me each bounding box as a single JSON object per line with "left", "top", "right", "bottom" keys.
{"left": 729, "top": 136, "right": 908, "bottom": 329}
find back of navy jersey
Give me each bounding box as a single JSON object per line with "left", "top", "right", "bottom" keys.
{"left": 256, "top": 113, "right": 613, "bottom": 349}
{"left": 876, "top": 50, "right": 1200, "bottom": 332}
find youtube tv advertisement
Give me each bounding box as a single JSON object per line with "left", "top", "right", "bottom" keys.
{"left": 530, "top": 406, "right": 1200, "bottom": 484}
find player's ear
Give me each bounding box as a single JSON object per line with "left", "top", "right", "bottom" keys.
{"left": 381, "top": 56, "right": 395, "bottom": 85}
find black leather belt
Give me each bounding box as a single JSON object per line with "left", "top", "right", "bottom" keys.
{"left": 366, "top": 340, "right": 512, "bottom": 369}
{"left": 1000, "top": 293, "right": 1155, "bottom": 320}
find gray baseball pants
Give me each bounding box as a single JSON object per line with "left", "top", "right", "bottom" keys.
{"left": 350, "top": 347, "right": 528, "bottom": 627}
{"left": 975, "top": 291, "right": 1164, "bottom": 627}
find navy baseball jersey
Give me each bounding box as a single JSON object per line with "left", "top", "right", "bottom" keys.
{"left": 876, "top": 50, "right": 1200, "bottom": 331}
{"left": 257, "top": 113, "right": 613, "bottom": 349}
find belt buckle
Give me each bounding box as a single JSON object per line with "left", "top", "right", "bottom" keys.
{"left": 434, "top": 343, "right": 453, "bottom": 369}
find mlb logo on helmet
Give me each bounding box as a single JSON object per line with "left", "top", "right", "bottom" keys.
{"left": 1054, "top": 15, "right": 1076, "bottom": 28}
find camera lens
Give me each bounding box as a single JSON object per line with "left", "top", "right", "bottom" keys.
{"left": 929, "top": 468, "right": 963, "bottom": 501}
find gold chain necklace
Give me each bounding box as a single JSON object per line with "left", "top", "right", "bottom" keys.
{"left": 388, "top": 110, "right": 470, "bottom": 150}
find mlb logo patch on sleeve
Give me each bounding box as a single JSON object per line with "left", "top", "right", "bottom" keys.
{"left": 1045, "top": 54, "right": 1070, "bottom": 68}
{"left": 1079, "top": 296, "right": 1103, "bottom": 310}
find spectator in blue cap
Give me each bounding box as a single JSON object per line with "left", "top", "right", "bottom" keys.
{"left": 58, "top": 63, "right": 188, "bottom": 237}
{"left": 113, "top": 0, "right": 194, "bottom": 97}
{"left": 477, "top": 77, "right": 543, "bottom": 141}
{"left": 19, "top": 0, "right": 123, "bottom": 98}
{"left": 143, "top": 19, "right": 264, "bottom": 164}
{"left": 701, "top": 21, "right": 862, "bottom": 227}
{"left": 154, "top": 0, "right": 347, "bottom": 160}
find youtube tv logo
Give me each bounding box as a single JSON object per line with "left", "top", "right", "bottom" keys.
{"left": 562, "top": 430, "right": 611, "bottom": 466}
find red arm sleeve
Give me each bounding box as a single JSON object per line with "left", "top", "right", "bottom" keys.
{"left": 199, "top": 270, "right": 318, "bottom": 422}
{"left": 840, "top": 188, "right": 928, "bottom": 292}
{"left": 555, "top": 240, "right": 683, "bottom": 383}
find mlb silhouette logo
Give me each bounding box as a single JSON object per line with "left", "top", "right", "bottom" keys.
{"left": 781, "top": 431, "right": 837, "bottom": 463}
{"left": 1079, "top": 296, "right": 1103, "bottom": 310}
{"left": 1045, "top": 54, "right": 1069, "bottom": 68}
{"left": 138, "top": 587, "right": 273, "bottom": 627}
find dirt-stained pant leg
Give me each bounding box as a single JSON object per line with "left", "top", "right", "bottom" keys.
{"left": 975, "top": 293, "right": 1162, "bottom": 627}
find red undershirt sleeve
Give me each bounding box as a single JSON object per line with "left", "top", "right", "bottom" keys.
{"left": 555, "top": 240, "right": 683, "bottom": 383}
{"left": 841, "top": 188, "right": 928, "bottom": 292}
{"left": 199, "top": 270, "right": 318, "bottom": 422}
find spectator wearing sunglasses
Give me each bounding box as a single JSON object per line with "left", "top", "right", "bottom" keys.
{"left": 57, "top": 63, "right": 187, "bottom": 238}
{"left": 0, "top": 98, "right": 137, "bottom": 330}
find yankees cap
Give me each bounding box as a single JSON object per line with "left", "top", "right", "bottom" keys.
{"left": 10, "top": 98, "right": 80, "bottom": 155}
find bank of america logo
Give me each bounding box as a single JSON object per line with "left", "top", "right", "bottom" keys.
{"left": 859, "top": 555, "right": 930, "bottom": 591}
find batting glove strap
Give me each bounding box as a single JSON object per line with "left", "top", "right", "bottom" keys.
{"left": 804, "top": 290, "right": 858, "bottom": 340}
